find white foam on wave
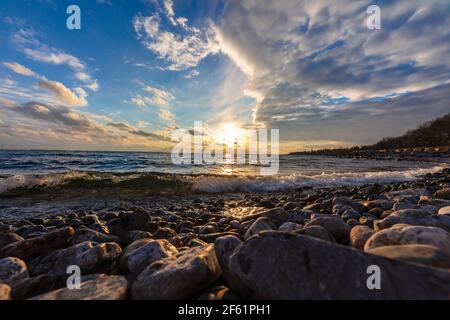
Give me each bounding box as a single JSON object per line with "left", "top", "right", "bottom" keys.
{"left": 192, "top": 164, "right": 448, "bottom": 193}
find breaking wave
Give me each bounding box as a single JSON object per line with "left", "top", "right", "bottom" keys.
{"left": 0, "top": 164, "right": 447, "bottom": 197}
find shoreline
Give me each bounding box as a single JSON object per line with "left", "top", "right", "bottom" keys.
{"left": 1, "top": 166, "right": 450, "bottom": 299}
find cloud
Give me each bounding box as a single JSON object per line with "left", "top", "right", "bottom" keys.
{"left": 3, "top": 62, "right": 37, "bottom": 77}
{"left": 143, "top": 85, "right": 174, "bottom": 106}
{"left": 133, "top": 1, "right": 219, "bottom": 71}
{"left": 11, "top": 27, "right": 98, "bottom": 91}
{"left": 210, "top": 0, "right": 450, "bottom": 141}
{"left": 37, "top": 80, "right": 88, "bottom": 107}
{"left": 0, "top": 100, "right": 176, "bottom": 150}
{"left": 108, "top": 122, "right": 172, "bottom": 141}
{"left": 158, "top": 108, "right": 175, "bottom": 122}
{"left": 0, "top": 97, "right": 17, "bottom": 108}
{"left": 185, "top": 69, "right": 200, "bottom": 78}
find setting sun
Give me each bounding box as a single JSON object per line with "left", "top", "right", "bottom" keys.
{"left": 213, "top": 122, "right": 247, "bottom": 147}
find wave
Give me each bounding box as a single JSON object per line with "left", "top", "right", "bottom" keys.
{"left": 193, "top": 165, "right": 448, "bottom": 193}
{"left": 0, "top": 164, "right": 447, "bottom": 197}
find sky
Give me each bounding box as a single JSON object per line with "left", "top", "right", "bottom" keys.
{"left": 0, "top": 0, "right": 449, "bottom": 153}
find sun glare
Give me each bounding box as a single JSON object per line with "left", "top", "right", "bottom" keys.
{"left": 214, "top": 122, "right": 246, "bottom": 147}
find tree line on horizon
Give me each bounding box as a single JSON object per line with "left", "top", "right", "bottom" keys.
{"left": 292, "top": 113, "right": 450, "bottom": 154}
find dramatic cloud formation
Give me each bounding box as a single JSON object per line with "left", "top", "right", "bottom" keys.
{"left": 213, "top": 0, "right": 450, "bottom": 134}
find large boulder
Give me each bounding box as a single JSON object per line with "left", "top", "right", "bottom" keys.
{"left": 305, "top": 216, "right": 350, "bottom": 241}
{"left": 0, "top": 227, "right": 75, "bottom": 261}
{"left": 132, "top": 244, "right": 221, "bottom": 299}
{"left": 366, "top": 245, "right": 450, "bottom": 269}
{"left": 127, "top": 239, "right": 178, "bottom": 275}
{"left": 364, "top": 224, "right": 450, "bottom": 255}
{"left": 29, "top": 241, "right": 122, "bottom": 276}
{"left": 350, "top": 225, "right": 375, "bottom": 250}
{"left": 0, "top": 257, "right": 28, "bottom": 283}
{"left": 223, "top": 231, "right": 450, "bottom": 299}
{"left": 30, "top": 274, "right": 128, "bottom": 300}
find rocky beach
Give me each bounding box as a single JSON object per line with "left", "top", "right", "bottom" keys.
{"left": 1, "top": 163, "right": 450, "bottom": 300}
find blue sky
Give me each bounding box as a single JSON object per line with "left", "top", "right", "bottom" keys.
{"left": 0, "top": 0, "right": 449, "bottom": 152}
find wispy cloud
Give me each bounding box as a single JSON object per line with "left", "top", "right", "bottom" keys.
{"left": 11, "top": 27, "right": 99, "bottom": 92}
{"left": 133, "top": 1, "right": 219, "bottom": 71}
{"left": 3, "top": 62, "right": 38, "bottom": 77}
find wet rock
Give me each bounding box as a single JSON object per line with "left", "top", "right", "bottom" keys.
{"left": 260, "top": 208, "right": 289, "bottom": 226}
{"left": 10, "top": 274, "right": 65, "bottom": 300}
{"left": 375, "top": 210, "right": 450, "bottom": 232}
{"left": 366, "top": 244, "right": 450, "bottom": 269}
{"left": 153, "top": 227, "right": 177, "bottom": 240}
{"left": 438, "top": 206, "right": 450, "bottom": 215}
{"left": 30, "top": 274, "right": 128, "bottom": 300}
{"left": 365, "top": 224, "right": 450, "bottom": 255}
{"left": 224, "top": 231, "right": 450, "bottom": 299}
{"left": 199, "top": 224, "right": 218, "bottom": 234}
{"left": 89, "top": 223, "right": 110, "bottom": 234}
{"left": 332, "top": 197, "right": 365, "bottom": 213}
{"left": 70, "top": 228, "right": 119, "bottom": 245}
{"left": 106, "top": 211, "right": 151, "bottom": 235}
{"left": 0, "top": 223, "right": 12, "bottom": 234}
{"left": 199, "top": 232, "right": 240, "bottom": 243}
{"left": 21, "top": 225, "right": 48, "bottom": 238}
{"left": 283, "top": 202, "right": 299, "bottom": 210}
{"left": 244, "top": 217, "right": 275, "bottom": 240}
{"left": 29, "top": 241, "right": 122, "bottom": 276}
{"left": 82, "top": 214, "right": 101, "bottom": 226}
{"left": 359, "top": 215, "right": 376, "bottom": 228}
{"left": 0, "top": 257, "right": 28, "bottom": 283}
{"left": 350, "top": 225, "right": 375, "bottom": 250}
{"left": 127, "top": 239, "right": 178, "bottom": 275}
{"left": 0, "top": 283, "right": 11, "bottom": 300}
{"left": 122, "top": 230, "right": 152, "bottom": 245}
{"left": 385, "top": 189, "right": 429, "bottom": 203}
{"left": 188, "top": 238, "right": 208, "bottom": 247}
{"left": 365, "top": 200, "right": 393, "bottom": 211}
{"left": 434, "top": 188, "right": 450, "bottom": 200}
{"left": 229, "top": 220, "right": 241, "bottom": 230}
{"left": 0, "top": 227, "right": 75, "bottom": 261}
{"left": 393, "top": 202, "right": 418, "bottom": 211}
{"left": 0, "top": 233, "right": 23, "bottom": 250}
{"left": 132, "top": 244, "right": 221, "bottom": 299}
{"left": 294, "top": 225, "right": 335, "bottom": 242}
{"left": 305, "top": 216, "right": 350, "bottom": 241}
{"left": 259, "top": 200, "right": 275, "bottom": 209}
{"left": 278, "top": 222, "right": 302, "bottom": 232}
{"left": 117, "top": 238, "right": 153, "bottom": 270}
